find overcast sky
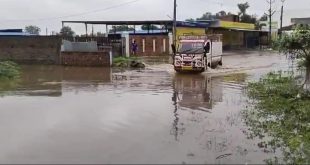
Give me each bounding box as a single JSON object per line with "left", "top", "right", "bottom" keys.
{"left": 0, "top": 0, "right": 309, "bottom": 34}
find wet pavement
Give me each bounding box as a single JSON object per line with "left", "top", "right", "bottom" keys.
{"left": 0, "top": 51, "right": 290, "bottom": 164}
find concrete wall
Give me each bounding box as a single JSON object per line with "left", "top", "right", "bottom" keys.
{"left": 129, "top": 34, "right": 169, "bottom": 56}
{"left": 61, "top": 40, "right": 98, "bottom": 52}
{"left": 0, "top": 36, "right": 62, "bottom": 64}
{"left": 61, "top": 51, "right": 111, "bottom": 67}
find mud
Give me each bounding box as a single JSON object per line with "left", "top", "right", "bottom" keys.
{"left": 0, "top": 51, "right": 290, "bottom": 164}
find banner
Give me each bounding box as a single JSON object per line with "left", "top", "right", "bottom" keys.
{"left": 220, "top": 21, "right": 255, "bottom": 30}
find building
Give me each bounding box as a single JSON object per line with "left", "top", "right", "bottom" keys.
{"left": 62, "top": 20, "right": 211, "bottom": 56}
{"left": 281, "top": 17, "right": 310, "bottom": 32}
{"left": 62, "top": 18, "right": 268, "bottom": 56}
{"left": 292, "top": 17, "right": 310, "bottom": 25}
{"left": 198, "top": 17, "right": 268, "bottom": 49}
{"left": 208, "top": 20, "right": 258, "bottom": 49}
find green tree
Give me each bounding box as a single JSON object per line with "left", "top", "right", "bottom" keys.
{"left": 60, "top": 26, "right": 75, "bottom": 37}
{"left": 25, "top": 25, "right": 41, "bottom": 35}
{"left": 259, "top": 14, "right": 268, "bottom": 21}
{"left": 96, "top": 32, "right": 105, "bottom": 37}
{"left": 109, "top": 25, "right": 135, "bottom": 33}
{"left": 277, "top": 25, "right": 310, "bottom": 67}
{"left": 196, "top": 12, "right": 216, "bottom": 20}
{"left": 237, "top": 2, "right": 257, "bottom": 24}
{"left": 196, "top": 11, "right": 234, "bottom": 21}
{"left": 216, "top": 11, "right": 227, "bottom": 18}
{"left": 227, "top": 12, "right": 234, "bottom": 16}
{"left": 237, "top": 2, "right": 250, "bottom": 16}
{"left": 258, "top": 14, "right": 268, "bottom": 30}
{"left": 141, "top": 24, "right": 160, "bottom": 30}
{"left": 185, "top": 18, "right": 195, "bottom": 22}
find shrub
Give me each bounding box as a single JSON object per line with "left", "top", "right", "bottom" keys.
{"left": 0, "top": 61, "right": 20, "bottom": 80}
{"left": 245, "top": 72, "right": 310, "bottom": 164}
{"left": 277, "top": 25, "right": 310, "bottom": 67}
{"left": 112, "top": 57, "right": 144, "bottom": 68}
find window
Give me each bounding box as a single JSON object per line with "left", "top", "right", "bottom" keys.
{"left": 179, "top": 42, "right": 204, "bottom": 52}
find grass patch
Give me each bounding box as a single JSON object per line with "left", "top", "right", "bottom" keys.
{"left": 113, "top": 57, "right": 136, "bottom": 67}
{"left": 245, "top": 72, "right": 310, "bottom": 164}
{"left": 112, "top": 57, "right": 145, "bottom": 68}
{"left": 0, "top": 61, "right": 20, "bottom": 80}
{"left": 0, "top": 61, "right": 20, "bottom": 95}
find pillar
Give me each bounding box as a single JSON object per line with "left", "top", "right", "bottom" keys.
{"left": 122, "top": 33, "right": 130, "bottom": 57}
{"left": 168, "top": 32, "right": 173, "bottom": 54}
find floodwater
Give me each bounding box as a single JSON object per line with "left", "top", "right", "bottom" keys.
{"left": 0, "top": 51, "right": 290, "bottom": 164}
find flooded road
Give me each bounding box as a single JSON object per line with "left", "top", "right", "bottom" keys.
{"left": 0, "top": 51, "right": 289, "bottom": 164}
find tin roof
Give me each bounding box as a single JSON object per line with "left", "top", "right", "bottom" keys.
{"left": 0, "top": 32, "right": 32, "bottom": 36}
{"left": 62, "top": 20, "right": 211, "bottom": 28}
{"left": 62, "top": 20, "right": 173, "bottom": 25}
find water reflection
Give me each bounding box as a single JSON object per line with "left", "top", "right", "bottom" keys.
{"left": 0, "top": 53, "right": 292, "bottom": 164}
{"left": 0, "top": 65, "right": 112, "bottom": 97}
{"left": 171, "top": 74, "right": 224, "bottom": 141}
{"left": 173, "top": 74, "right": 224, "bottom": 110}
{"left": 0, "top": 65, "right": 276, "bottom": 164}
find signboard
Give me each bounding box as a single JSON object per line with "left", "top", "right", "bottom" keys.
{"left": 179, "top": 35, "right": 208, "bottom": 40}
{"left": 176, "top": 27, "right": 206, "bottom": 45}
{"left": 178, "top": 35, "right": 222, "bottom": 42}
{"left": 220, "top": 21, "right": 255, "bottom": 30}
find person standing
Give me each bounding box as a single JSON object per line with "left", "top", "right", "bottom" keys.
{"left": 131, "top": 40, "right": 138, "bottom": 55}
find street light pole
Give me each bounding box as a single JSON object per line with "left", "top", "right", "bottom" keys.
{"left": 280, "top": 0, "right": 286, "bottom": 37}
{"left": 171, "top": 0, "right": 177, "bottom": 63}
{"left": 173, "top": 0, "right": 177, "bottom": 47}
{"left": 266, "top": 0, "right": 275, "bottom": 46}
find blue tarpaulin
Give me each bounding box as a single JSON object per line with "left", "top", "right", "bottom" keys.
{"left": 0, "top": 29, "right": 32, "bottom": 36}
{"left": 0, "top": 29, "right": 23, "bottom": 33}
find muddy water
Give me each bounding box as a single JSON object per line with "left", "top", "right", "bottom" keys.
{"left": 0, "top": 52, "right": 289, "bottom": 164}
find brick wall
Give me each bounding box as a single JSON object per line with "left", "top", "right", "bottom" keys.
{"left": 61, "top": 51, "right": 110, "bottom": 67}
{"left": 0, "top": 36, "right": 62, "bottom": 64}
{"left": 129, "top": 34, "right": 169, "bottom": 56}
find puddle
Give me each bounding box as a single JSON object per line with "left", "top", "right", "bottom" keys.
{"left": 0, "top": 51, "right": 290, "bottom": 164}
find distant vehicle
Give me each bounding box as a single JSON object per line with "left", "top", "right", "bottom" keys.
{"left": 172, "top": 35, "right": 223, "bottom": 73}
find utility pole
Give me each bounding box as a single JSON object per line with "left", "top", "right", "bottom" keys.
{"left": 267, "top": 0, "right": 276, "bottom": 45}
{"left": 92, "top": 25, "right": 94, "bottom": 38}
{"left": 280, "top": 0, "right": 286, "bottom": 37}
{"left": 173, "top": 0, "right": 177, "bottom": 47}
{"left": 171, "top": 0, "right": 177, "bottom": 63}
